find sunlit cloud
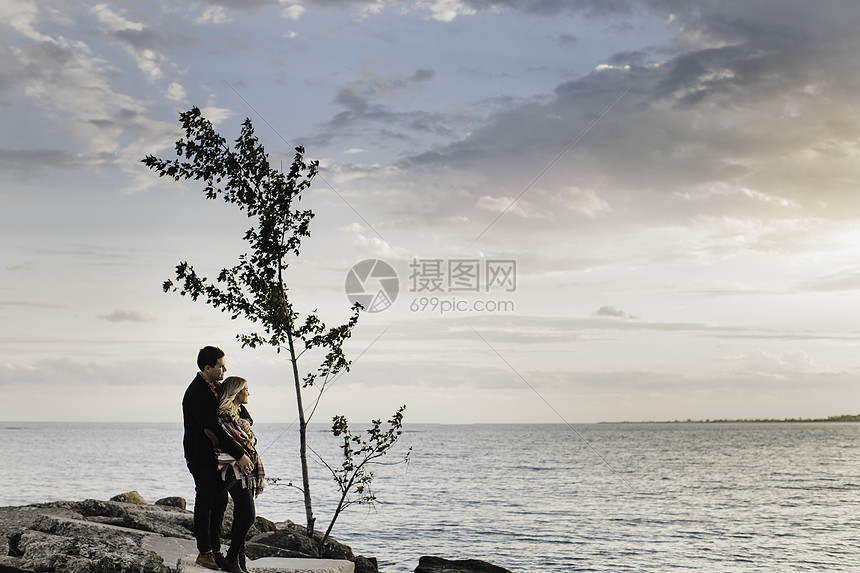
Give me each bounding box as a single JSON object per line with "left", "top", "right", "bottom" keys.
{"left": 165, "top": 82, "right": 187, "bottom": 103}
{"left": 100, "top": 309, "right": 157, "bottom": 323}
{"left": 594, "top": 306, "right": 640, "bottom": 320}
{"left": 281, "top": 3, "right": 306, "bottom": 21}
{"left": 197, "top": 6, "right": 232, "bottom": 24}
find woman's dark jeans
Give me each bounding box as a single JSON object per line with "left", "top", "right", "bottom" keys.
{"left": 223, "top": 469, "right": 256, "bottom": 558}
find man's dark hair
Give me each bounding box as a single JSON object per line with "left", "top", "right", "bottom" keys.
{"left": 197, "top": 346, "right": 225, "bottom": 371}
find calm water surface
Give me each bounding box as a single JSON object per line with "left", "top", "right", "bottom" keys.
{"left": 3, "top": 422, "right": 858, "bottom": 571}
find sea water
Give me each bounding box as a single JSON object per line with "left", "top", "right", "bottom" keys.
{"left": 3, "top": 422, "right": 859, "bottom": 572}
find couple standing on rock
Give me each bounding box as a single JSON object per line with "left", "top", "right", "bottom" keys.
{"left": 182, "top": 346, "right": 266, "bottom": 573}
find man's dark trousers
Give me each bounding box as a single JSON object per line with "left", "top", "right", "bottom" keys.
{"left": 188, "top": 461, "right": 228, "bottom": 555}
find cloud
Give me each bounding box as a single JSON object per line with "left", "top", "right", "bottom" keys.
{"left": 359, "top": 0, "right": 860, "bottom": 257}
{"left": 100, "top": 309, "right": 157, "bottom": 323}
{"left": 199, "top": 106, "right": 232, "bottom": 125}
{"left": 594, "top": 305, "right": 640, "bottom": 320}
{"left": 5, "top": 262, "right": 33, "bottom": 272}
{"left": 0, "top": 300, "right": 67, "bottom": 310}
{"left": 0, "top": 358, "right": 179, "bottom": 387}
{"left": 473, "top": 184, "right": 613, "bottom": 223}
{"left": 372, "top": 314, "right": 740, "bottom": 349}
{"left": 91, "top": 4, "right": 166, "bottom": 81}
{"left": 343, "top": 223, "right": 406, "bottom": 259}
{"left": 540, "top": 368, "right": 859, "bottom": 422}
{"left": 306, "top": 67, "right": 454, "bottom": 148}
{"left": 797, "top": 270, "right": 860, "bottom": 293}
{"left": 555, "top": 33, "right": 579, "bottom": 46}
{"left": 261, "top": 0, "right": 590, "bottom": 20}
{"left": 0, "top": 0, "right": 51, "bottom": 42}
{"left": 414, "top": 0, "right": 477, "bottom": 22}
{"left": 446, "top": 313, "right": 860, "bottom": 347}
{"left": 165, "top": 82, "right": 187, "bottom": 102}
{"left": 456, "top": 0, "right": 636, "bottom": 17}
{"left": 551, "top": 186, "right": 611, "bottom": 217}
{"left": 334, "top": 68, "right": 435, "bottom": 107}
{"left": 281, "top": 4, "right": 307, "bottom": 20}
{"left": 198, "top": 0, "right": 283, "bottom": 11}
{"left": 475, "top": 195, "right": 536, "bottom": 218}
{"left": 196, "top": 6, "right": 232, "bottom": 24}
{"left": 8, "top": 39, "right": 132, "bottom": 156}
{"left": 0, "top": 148, "right": 95, "bottom": 178}
{"left": 731, "top": 349, "right": 814, "bottom": 377}
{"left": 1, "top": 8, "right": 179, "bottom": 190}
{"left": 90, "top": 3, "right": 145, "bottom": 32}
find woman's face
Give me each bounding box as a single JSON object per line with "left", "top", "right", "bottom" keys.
{"left": 234, "top": 383, "right": 250, "bottom": 405}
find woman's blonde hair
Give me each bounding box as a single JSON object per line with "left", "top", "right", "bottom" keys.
{"left": 218, "top": 376, "right": 247, "bottom": 416}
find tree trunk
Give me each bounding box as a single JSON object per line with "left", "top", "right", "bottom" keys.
{"left": 321, "top": 472, "right": 355, "bottom": 545}
{"left": 287, "top": 327, "right": 315, "bottom": 536}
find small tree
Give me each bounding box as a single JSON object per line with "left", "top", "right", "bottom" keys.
{"left": 142, "top": 107, "right": 404, "bottom": 538}
{"left": 321, "top": 405, "right": 410, "bottom": 543}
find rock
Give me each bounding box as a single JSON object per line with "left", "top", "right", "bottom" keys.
{"left": 0, "top": 562, "right": 30, "bottom": 573}
{"left": 198, "top": 556, "right": 355, "bottom": 573}
{"left": 0, "top": 498, "right": 187, "bottom": 572}
{"left": 68, "top": 499, "right": 194, "bottom": 538}
{"left": 248, "top": 522, "right": 373, "bottom": 572}
{"left": 19, "top": 514, "right": 169, "bottom": 573}
{"left": 0, "top": 494, "right": 466, "bottom": 573}
{"left": 73, "top": 499, "right": 124, "bottom": 518}
{"left": 0, "top": 502, "right": 83, "bottom": 570}
{"left": 350, "top": 555, "right": 378, "bottom": 573}
{"left": 256, "top": 515, "right": 277, "bottom": 532}
{"left": 110, "top": 492, "right": 147, "bottom": 505}
{"left": 250, "top": 529, "right": 321, "bottom": 558}
{"left": 0, "top": 496, "right": 375, "bottom": 573}
{"left": 243, "top": 539, "right": 313, "bottom": 560}
{"left": 276, "top": 521, "right": 355, "bottom": 560}
{"left": 414, "top": 556, "right": 514, "bottom": 573}
{"left": 320, "top": 538, "right": 353, "bottom": 561}
{"left": 154, "top": 498, "right": 186, "bottom": 510}
{"left": 17, "top": 529, "right": 84, "bottom": 573}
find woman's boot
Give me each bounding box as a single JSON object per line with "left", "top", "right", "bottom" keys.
{"left": 238, "top": 549, "right": 250, "bottom": 573}
{"left": 223, "top": 549, "right": 243, "bottom": 573}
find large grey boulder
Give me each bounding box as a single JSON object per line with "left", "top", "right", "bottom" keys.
{"left": 13, "top": 513, "right": 169, "bottom": 573}
{"left": 251, "top": 521, "right": 355, "bottom": 560}
{"left": 110, "top": 491, "right": 148, "bottom": 505}
{"left": 0, "top": 496, "right": 374, "bottom": 573}
{"left": 414, "top": 556, "right": 514, "bottom": 573}
{"left": 0, "top": 496, "right": 511, "bottom": 573}
{"left": 154, "top": 498, "right": 186, "bottom": 510}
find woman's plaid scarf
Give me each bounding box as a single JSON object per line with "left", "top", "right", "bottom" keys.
{"left": 216, "top": 410, "right": 266, "bottom": 497}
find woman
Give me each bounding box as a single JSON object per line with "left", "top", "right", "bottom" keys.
{"left": 216, "top": 376, "right": 265, "bottom": 573}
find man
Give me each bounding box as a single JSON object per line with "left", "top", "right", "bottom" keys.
{"left": 183, "top": 346, "right": 254, "bottom": 570}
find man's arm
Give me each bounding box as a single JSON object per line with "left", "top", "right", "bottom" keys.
{"left": 186, "top": 381, "right": 247, "bottom": 462}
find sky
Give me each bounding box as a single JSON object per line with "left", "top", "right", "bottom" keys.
{"left": 2, "top": 0, "right": 860, "bottom": 424}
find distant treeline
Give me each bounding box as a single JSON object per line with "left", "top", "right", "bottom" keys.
{"left": 628, "top": 414, "right": 860, "bottom": 423}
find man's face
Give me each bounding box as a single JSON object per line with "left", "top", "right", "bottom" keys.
{"left": 202, "top": 356, "right": 226, "bottom": 384}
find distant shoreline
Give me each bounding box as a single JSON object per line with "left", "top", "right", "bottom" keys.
{"left": 604, "top": 414, "right": 860, "bottom": 424}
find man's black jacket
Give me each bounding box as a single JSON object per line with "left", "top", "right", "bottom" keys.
{"left": 182, "top": 374, "right": 250, "bottom": 468}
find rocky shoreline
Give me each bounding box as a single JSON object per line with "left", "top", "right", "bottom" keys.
{"left": 0, "top": 492, "right": 512, "bottom": 573}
